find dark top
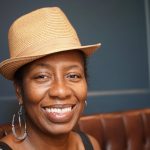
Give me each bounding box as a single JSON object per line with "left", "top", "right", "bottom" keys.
{"left": 78, "top": 131, "right": 94, "bottom": 150}
{"left": 0, "top": 142, "right": 12, "bottom": 150}
{"left": 0, "top": 131, "right": 93, "bottom": 150}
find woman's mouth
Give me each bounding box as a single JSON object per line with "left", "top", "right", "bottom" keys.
{"left": 43, "top": 104, "right": 76, "bottom": 123}
{"left": 45, "top": 106, "right": 72, "bottom": 113}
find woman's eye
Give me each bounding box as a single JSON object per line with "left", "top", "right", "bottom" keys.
{"left": 66, "top": 73, "right": 81, "bottom": 81}
{"left": 37, "top": 75, "right": 47, "bottom": 79}
{"left": 34, "top": 74, "right": 50, "bottom": 81}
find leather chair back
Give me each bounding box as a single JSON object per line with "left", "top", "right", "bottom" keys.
{"left": 78, "top": 109, "right": 150, "bottom": 150}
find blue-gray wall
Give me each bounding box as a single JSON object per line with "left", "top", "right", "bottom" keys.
{"left": 0, "top": 0, "right": 150, "bottom": 123}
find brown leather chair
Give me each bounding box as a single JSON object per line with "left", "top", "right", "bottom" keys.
{"left": 0, "top": 108, "right": 150, "bottom": 150}
{"left": 78, "top": 108, "right": 150, "bottom": 150}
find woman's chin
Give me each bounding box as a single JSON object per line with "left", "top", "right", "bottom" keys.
{"left": 44, "top": 123, "right": 75, "bottom": 136}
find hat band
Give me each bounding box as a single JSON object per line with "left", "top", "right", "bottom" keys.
{"left": 10, "top": 37, "right": 81, "bottom": 58}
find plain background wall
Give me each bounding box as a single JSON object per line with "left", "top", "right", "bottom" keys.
{"left": 0, "top": 0, "right": 150, "bottom": 123}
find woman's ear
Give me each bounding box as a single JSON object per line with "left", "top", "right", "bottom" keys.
{"left": 13, "top": 81, "right": 23, "bottom": 104}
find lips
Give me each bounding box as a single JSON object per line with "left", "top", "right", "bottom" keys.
{"left": 42, "top": 104, "right": 76, "bottom": 123}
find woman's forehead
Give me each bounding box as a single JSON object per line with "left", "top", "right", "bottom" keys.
{"left": 23, "top": 50, "right": 85, "bottom": 70}
{"left": 32, "top": 50, "right": 84, "bottom": 64}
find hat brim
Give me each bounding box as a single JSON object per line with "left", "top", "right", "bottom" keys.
{"left": 0, "top": 43, "right": 101, "bottom": 80}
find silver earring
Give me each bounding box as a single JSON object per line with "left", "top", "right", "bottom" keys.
{"left": 85, "top": 100, "right": 87, "bottom": 107}
{"left": 12, "top": 104, "right": 27, "bottom": 141}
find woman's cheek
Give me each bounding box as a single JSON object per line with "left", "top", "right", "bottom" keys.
{"left": 22, "top": 84, "right": 48, "bottom": 104}
{"left": 76, "top": 82, "right": 87, "bottom": 102}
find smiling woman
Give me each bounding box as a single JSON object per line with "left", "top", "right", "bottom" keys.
{"left": 0, "top": 7, "right": 101, "bottom": 150}
{"left": 14, "top": 51, "right": 87, "bottom": 135}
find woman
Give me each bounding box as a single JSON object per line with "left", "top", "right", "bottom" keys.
{"left": 0, "top": 7, "right": 101, "bottom": 150}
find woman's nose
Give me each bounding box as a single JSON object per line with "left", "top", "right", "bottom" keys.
{"left": 48, "top": 81, "right": 72, "bottom": 100}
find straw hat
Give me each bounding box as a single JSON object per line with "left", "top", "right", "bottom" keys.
{"left": 0, "top": 7, "right": 101, "bottom": 80}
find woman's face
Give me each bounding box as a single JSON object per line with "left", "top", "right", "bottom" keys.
{"left": 15, "top": 50, "right": 87, "bottom": 135}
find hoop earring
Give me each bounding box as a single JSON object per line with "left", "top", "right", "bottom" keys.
{"left": 85, "top": 100, "right": 87, "bottom": 107}
{"left": 12, "top": 104, "right": 27, "bottom": 141}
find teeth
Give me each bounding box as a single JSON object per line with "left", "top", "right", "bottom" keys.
{"left": 45, "top": 107, "right": 72, "bottom": 113}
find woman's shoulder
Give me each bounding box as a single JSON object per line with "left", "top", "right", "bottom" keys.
{"left": 0, "top": 134, "right": 16, "bottom": 150}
